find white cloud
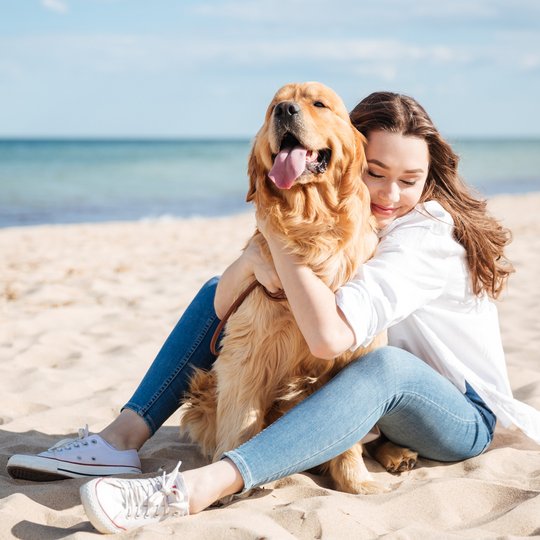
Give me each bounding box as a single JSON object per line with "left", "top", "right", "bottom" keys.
{"left": 0, "top": 32, "right": 528, "bottom": 86}
{"left": 41, "top": 0, "right": 69, "bottom": 14}
{"left": 146, "top": 37, "right": 470, "bottom": 69}
{"left": 520, "top": 54, "right": 540, "bottom": 71}
{"left": 0, "top": 35, "right": 178, "bottom": 75}
{"left": 190, "top": 0, "right": 526, "bottom": 22}
{"left": 408, "top": 0, "right": 499, "bottom": 18}
{"left": 191, "top": 1, "right": 274, "bottom": 22}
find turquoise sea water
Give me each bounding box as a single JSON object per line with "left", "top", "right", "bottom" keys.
{"left": 0, "top": 138, "right": 539, "bottom": 228}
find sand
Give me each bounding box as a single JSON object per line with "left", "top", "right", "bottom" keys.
{"left": 1, "top": 194, "right": 539, "bottom": 539}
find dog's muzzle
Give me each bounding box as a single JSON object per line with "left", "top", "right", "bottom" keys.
{"left": 272, "top": 100, "right": 303, "bottom": 141}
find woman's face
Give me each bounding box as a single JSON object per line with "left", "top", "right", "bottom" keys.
{"left": 362, "top": 130, "right": 429, "bottom": 229}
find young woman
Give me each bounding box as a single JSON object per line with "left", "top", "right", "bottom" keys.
{"left": 8, "top": 92, "right": 540, "bottom": 534}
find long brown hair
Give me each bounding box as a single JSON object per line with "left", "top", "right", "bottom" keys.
{"left": 350, "top": 91, "right": 514, "bottom": 299}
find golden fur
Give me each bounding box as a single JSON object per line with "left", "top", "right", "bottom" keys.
{"left": 180, "top": 82, "right": 414, "bottom": 494}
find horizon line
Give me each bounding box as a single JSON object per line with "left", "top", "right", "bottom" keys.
{"left": 1, "top": 135, "right": 540, "bottom": 142}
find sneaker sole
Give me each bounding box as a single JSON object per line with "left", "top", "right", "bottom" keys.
{"left": 80, "top": 479, "right": 125, "bottom": 534}
{"left": 7, "top": 466, "right": 75, "bottom": 482}
{"left": 7, "top": 455, "right": 141, "bottom": 482}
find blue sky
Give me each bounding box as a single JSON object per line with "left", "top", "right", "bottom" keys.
{"left": 1, "top": 0, "right": 539, "bottom": 138}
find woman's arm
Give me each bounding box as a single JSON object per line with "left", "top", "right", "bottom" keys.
{"left": 265, "top": 233, "right": 356, "bottom": 360}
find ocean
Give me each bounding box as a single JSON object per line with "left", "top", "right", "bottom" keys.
{"left": 1, "top": 138, "right": 539, "bottom": 228}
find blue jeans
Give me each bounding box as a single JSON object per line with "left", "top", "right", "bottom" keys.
{"left": 124, "top": 277, "right": 495, "bottom": 489}
{"left": 123, "top": 277, "right": 221, "bottom": 435}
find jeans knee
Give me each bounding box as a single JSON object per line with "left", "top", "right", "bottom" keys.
{"left": 202, "top": 276, "right": 220, "bottom": 291}
{"left": 364, "top": 345, "right": 408, "bottom": 370}
{"left": 357, "top": 346, "right": 425, "bottom": 387}
{"left": 186, "top": 276, "right": 220, "bottom": 320}
{"left": 198, "top": 276, "right": 220, "bottom": 302}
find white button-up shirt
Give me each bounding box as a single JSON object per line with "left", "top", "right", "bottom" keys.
{"left": 336, "top": 200, "right": 540, "bottom": 444}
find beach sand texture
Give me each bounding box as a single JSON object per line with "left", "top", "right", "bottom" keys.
{"left": 1, "top": 194, "right": 539, "bottom": 539}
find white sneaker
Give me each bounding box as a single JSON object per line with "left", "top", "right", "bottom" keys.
{"left": 7, "top": 425, "right": 142, "bottom": 481}
{"left": 80, "top": 461, "right": 190, "bottom": 534}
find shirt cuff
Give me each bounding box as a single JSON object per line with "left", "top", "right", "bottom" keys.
{"left": 335, "top": 286, "right": 373, "bottom": 351}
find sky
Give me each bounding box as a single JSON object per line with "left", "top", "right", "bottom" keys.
{"left": 1, "top": 0, "right": 539, "bottom": 138}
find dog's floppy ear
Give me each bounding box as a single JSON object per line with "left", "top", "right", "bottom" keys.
{"left": 338, "top": 127, "right": 367, "bottom": 203}
{"left": 246, "top": 141, "right": 261, "bottom": 203}
{"left": 353, "top": 128, "right": 367, "bottom": 173}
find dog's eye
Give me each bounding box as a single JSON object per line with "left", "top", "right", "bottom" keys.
{"left": 313, "top": 101, "right": 326, "bottom": 108}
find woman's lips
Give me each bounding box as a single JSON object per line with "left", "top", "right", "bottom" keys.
{"left": 371, "top": 203, "right": 398, "bottom": 216}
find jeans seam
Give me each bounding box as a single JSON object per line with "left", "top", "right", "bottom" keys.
{"left": 135, "top": 313, "right": 218, "bottom": 428}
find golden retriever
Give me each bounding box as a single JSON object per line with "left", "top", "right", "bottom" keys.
{"left": 180, "top": 82, "right": 417, "bottom": 494}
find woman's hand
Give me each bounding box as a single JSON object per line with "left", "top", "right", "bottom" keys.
{"left": 214, "top": 225, "right": 282, "bottom": 319}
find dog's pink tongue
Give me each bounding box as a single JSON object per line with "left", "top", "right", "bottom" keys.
{"left": 268, "top": 146, "right": 307, "bottom": 189}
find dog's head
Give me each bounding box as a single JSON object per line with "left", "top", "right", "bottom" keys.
{"left": 247, "top": 82, "right": 366, "bottom": 205}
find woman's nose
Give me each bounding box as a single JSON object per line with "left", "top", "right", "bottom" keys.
{"left": 379, "top": 181, "right": 400, "bottom": 203}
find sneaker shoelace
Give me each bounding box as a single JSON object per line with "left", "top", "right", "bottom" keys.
{"left": 47, "top": 425, "right": 91, "bottom": 452}
{"left": 120, "top": 461, "right": 187, "bottom": 519}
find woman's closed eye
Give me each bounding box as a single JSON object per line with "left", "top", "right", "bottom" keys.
{"left": 368, "top": 170, "right": 418, "bottom": 186}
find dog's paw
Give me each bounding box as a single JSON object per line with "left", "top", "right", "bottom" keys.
{"left": 378, "top": 445, "right": 418, "bottom": 474}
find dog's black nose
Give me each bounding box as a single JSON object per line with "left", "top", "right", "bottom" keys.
{"left": 274, "top": 101, "right": 300, "bottom": 117}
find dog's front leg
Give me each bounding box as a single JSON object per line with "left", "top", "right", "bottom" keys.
{"left": 326, "top": 443, "right": 388, "bottom": 494}
{"left": 212, "top": 355, "right": 265, "bottom": 462}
